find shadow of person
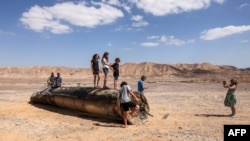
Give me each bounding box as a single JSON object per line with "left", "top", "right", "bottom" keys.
{"left": 195, "top": 114, "right": 230, "bottom": 117}
{"left": 93, "top": 123, "right": 124, "bottom": 128}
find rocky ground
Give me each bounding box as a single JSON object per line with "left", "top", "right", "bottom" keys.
{"left": 0, "top": 77, "right": 249, "bottom": 141}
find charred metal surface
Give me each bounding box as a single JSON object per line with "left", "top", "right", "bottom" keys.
{"left": 30, "top": 87, "right": 150, "bottom": 125}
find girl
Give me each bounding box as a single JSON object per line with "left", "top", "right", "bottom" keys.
{"left": 223, "top": 79, "right": 238, "bottom": 118}
{"left": 101, "top": 52, "right": 110, "bottom": 88}
{"left": 91, "top": 54, "right": 102, "bottom": 88}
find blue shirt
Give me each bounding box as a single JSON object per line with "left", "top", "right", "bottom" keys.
{"left": 54, "top": 77, "right": 62, "bottom": 88}
{"left": 137, "top": 80, "right": 144, "bottom": 94}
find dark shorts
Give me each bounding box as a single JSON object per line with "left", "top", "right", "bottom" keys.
{"left": 93, "top": 70, "right": 99, "bottom": 74}
{"left": 114, "top": 76, "right": 119, "bottom": 80}
{"left": 103, "top": 68, "right": 109, "bottom": 74}
{"left": 120, "top": 101, "right": 136, "bottom": 111}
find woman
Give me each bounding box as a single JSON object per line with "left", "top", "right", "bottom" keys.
{"left": 223, "top": 79, "right": 238, "bottom": 118}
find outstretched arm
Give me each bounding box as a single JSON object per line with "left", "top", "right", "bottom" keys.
{"left": 143, "top": 84, "right": 149, "bottom": 89}
{"left": 223, "top": 81, "right": 228, "bottom": 88}
{"left": 223, "top": 81, "right": 236, "bottom": 90}
{"left": 228, "top": 84, "right": 236, "bottom": 90}
{"left": 128, "top": 90, "right": 139, "bottom": 102}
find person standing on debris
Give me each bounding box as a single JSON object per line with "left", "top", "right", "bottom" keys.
{"left": 117, "top": 81, "right": 139, "bottom": 128}
{"left": 137, "top": 75, "right": 149, "bottom": 94}
{"left": 102, "top": 52, "right": 111, "bottom": 89}
{"left": 47, "top": 72, "right": 55, "bottom": 87}
{"left": 111, "top": 57, "right": 120, "bottom": 89}
{"left": 223, "top": 79, "right": 238, "bottom": 118}
{"left": 91, "top": 54, "right": 102, "bottom": 88}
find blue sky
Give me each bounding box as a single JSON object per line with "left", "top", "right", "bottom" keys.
{"left": 0, "top": 0, "right": 250, "bottom": 68}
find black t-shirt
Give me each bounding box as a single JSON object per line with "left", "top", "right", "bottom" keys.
{"left": 111, "top": 63, "right": 119, "bottom": 77}
{"left": 91, "top": 60, "right": 99, "bottom": 71}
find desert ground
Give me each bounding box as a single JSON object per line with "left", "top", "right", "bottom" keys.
{"left": 0, "top": 75, "right": 250, "bottom": 141}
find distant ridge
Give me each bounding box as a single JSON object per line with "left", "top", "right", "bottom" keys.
{"left": 0, "top": 66, "right": 91, "bottom": 78}
{"left": 0, "top": 62, "right": 249, "bottom": 78}
{"left": 120, "top": 62, "right": 249, "bottom": 77}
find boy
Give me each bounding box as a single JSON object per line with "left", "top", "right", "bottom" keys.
{"left": 117, "top": 81, "right": 139, "bottom": 128}
{"left": 111, "top": 57, "right": 120, "bottom": 89}
{"left": 137, "top": 75, "right": 149, "bottom": 94}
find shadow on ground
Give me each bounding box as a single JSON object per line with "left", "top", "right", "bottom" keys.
{"left": 195, "top": 114, "right": 230, "bottom": 117}
{"left": 29, "top": 102, "right": 123, "bottom": 126}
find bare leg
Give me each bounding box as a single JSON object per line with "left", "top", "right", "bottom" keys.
{"left": 231, "top": 107, "right": 236, "bottom": 115}
{"left": 129, "top": 105, "right": 139, "bottom": 117}
{"left": 123, "top": 111, "right": 128, "bottom": 128}
{"left": 114, "top": 80, "right": 117, "bottom": 89}
{"left": 93, "top": 75, "right": 97, "bottom": 87}
{"left": 103, "top": 73, "right": 107, "bottom": 88}
{"left": 97, "top": 74, "right": 100, "bottom": 87}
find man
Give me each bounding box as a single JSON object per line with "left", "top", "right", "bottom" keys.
{"left": 47, "top": 72, "right": 55, "bottom": 87}
{"left": 137, "top": 75, "right": 149, "bottom": 94}
{"left": 52, "top": 72, "right": 62, "bottom": 88}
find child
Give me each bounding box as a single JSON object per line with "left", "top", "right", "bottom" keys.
{"left": 91, "top": 54, "right": 102, "bottom": 88}
{"left": 137, "top": 75, "right": 149, "bottom": 94}
{"left": 101, "top": 52, "right": 110, "bottom": 89}
{"left": 223, "top": 79, "right": 238, "bottom": 118}
{"left": 117, "top": 81, "right": 139, "bottom": 128}
{"left": 111, "top": 57, "right": 120, "bottom": 89}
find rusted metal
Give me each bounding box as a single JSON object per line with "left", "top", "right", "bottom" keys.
{"left": 30, "top": 87, "right": 150, "bottom": 125}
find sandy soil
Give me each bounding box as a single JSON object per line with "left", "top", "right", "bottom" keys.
{"left": 0, "top": 77, "right": 249, "bottom": 141}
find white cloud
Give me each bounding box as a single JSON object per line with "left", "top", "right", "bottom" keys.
{"left": 20, "top": 2, "right": 123, "bottom": 34}
{"left": 103, "top": 0, "right": 120, "bottom": 5}
{"left": 142, "top": 34, "right": 191, "bottom": 47}
{"left": 241, "top": 40, "right": 249, "bottom": 43}
{"left": 122, "top": 47, "right": 133, "bottom": 50}
{"left": 187, "top": 39, "right": 195, "bottom": 43}
{"left": 131, "top": 0, "right": 225, "bottom": 16}
{"left": 20, "top": 5, "right": 72, "bottom": 34}
{"left": 160, "top": 35, "right": 186, "bottom": 46}
{"left": 131, "top": 15, "right": 143, "bottom": 21}
{"left": 107, "top": 43, "right": 112, "bottom": 46}
{"left": 0, "top": 30, "right": 15, "bottom": 36}
{"left": 115, "top": 25, "right": 132, "bottom": 31}
{"left": 200, "top": 25, "right": 250, "bottom": 40}
{"left": 237, "top": 3, "right": 250, "bottom": 9}
{"left": 131, "top": 15, "right": 148, "bottom": 27}
{"left": 132, "top": 21, "right": 148, "bottom": 27}
{"left": 103, "top": 0, "right": 131, "bottom": 13}
{"left": 140, "top": 42, "right": 159, "bottom": 47}
{"left": 147, "top": 35, "right": 160, "bottom": 39}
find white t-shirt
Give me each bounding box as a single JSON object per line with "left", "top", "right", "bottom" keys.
{"left": 119, "top": 85, "right": 132, "bottom": 103}
{"left": 102, "top": 58, "right": 109, "bottom": 68}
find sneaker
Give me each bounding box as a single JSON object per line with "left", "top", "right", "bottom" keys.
{"left": 231, "top": 115, "right": 236, "bottom": 118}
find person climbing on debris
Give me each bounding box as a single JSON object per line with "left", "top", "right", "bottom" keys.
{"left": 117, "top": 81, "right": 139, "bottom": 128}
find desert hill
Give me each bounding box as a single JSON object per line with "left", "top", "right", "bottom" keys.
{"left": 0, "top": 66, "right": 90, "bottom": 78}
{"left": 0, "top": 62, "right": 249, "bottom": 80}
